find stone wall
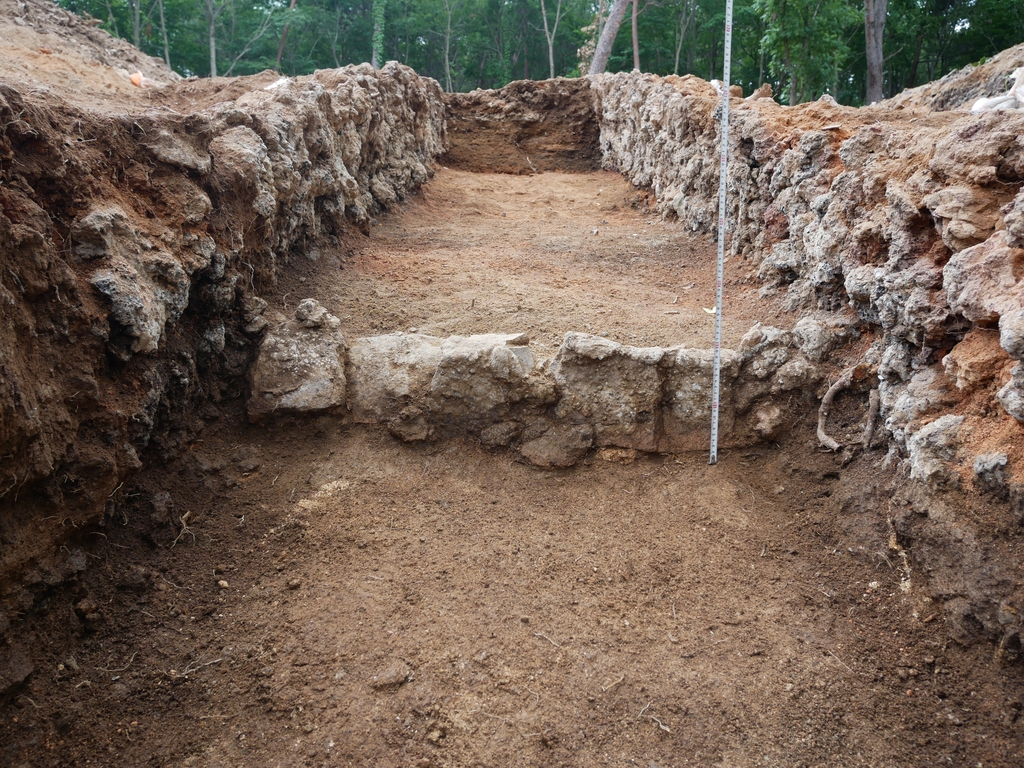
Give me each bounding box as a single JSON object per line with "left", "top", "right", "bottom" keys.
{"left": 590, "top": 70, "right": 1024, "bottom": 649}
{"left": 0, "top": 63, "right": 446, "bottom": 611}
{"left": 247, "top": 302, "right": 834, "bottom": 467}
{"left": 591, "top": 71, "right": 1024, "bottom": 463}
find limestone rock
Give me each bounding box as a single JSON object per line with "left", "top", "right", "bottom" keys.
{"left": 346, "top": 333, "right": 444, "bottom": 423}
{"left": 519, "top": 423, "right": 594, "bottom": 469}
{"left": 997, "top": 364, "right": 1024, "bottom": 422}
{"left": 295, "top": 298, "right": 330, "bottom": 328}
{"left": 884, "top": 364, "right": 958, "bottom": 436}
{"left": 999, "top": 307, "right": 1024, "bottom": 360}
{"left": 428, "top": 333, "right": 535, "bottom": 426}
{"left": 370, "top": 660, "right": 411, "bottom": 690}
{"left": 90, "top": 249, "right": 193, "bottom": 357}
{"left": 750, "top": 402, "right": 786, "bottom": 439}
{"left": 661, "top": 347, "right": 741, "bottom": 450}
{"left": 141, "top": 127, "right": 212, "bottom": 174}
{"left": 738, "top": 324, "right": 795, "bottom": 379}
{"left": 907, "top": 415, "right": 964, "bottom": 487}
{"left": 71, "top": 206, "right": 134, "bottom": 261}
{"left": 922, "top": 186, "right": 1004, "bottom": 253}
{"left": 247, "top": 304, "right": 345, "bottom": 421}
{"left": 480, "top": 421, "right": 522, "bottom": 448}
{"left": 552, "top": 333, "right": 665, "bottom": 451}
{"left": 974, "top": 452, "right": 1009, "bottom": 497}
{"left": 942, "top": 329, "right": 1010, "bottom": 391}
{"left": 1005, "top": 189, "right": 1024, "bottom": 249}
{"left": 387, "top": 406, "right": 431, "bottom": 443}
{"left": 945, "top": 231, "right": 1024, "bottom": 324}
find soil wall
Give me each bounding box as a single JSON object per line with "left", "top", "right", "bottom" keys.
{"left": 0, "top": 63, "right": 446, "bottom": 623}
{"left": 443, "top": 78, "right": 601, "bottom": 173}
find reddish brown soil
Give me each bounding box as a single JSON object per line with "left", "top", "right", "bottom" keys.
{"left": 278, "top": 168, "right": 791, "bottom": 359}
{"left": 4, "top": 170, "right": 1024, "bottom": 768}
{"left": 3, "top": 4, "right": 1024, "bottom": 765}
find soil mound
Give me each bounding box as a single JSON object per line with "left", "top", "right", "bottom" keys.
{"left": 0, "top": 0, "right": 178, "bottom": 111}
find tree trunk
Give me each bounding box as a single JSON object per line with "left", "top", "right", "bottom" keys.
{"left": 157, "top": 0, "right": 170, "bottom": 68}
{"left": 631, "top": 0, "right": 639, "bottom": 71}
{"left": 588, "top": 0, "right": 630, "bottom": 75}
{"left": 443, "top": 0, "right": 454, "bottom": 91}
{"left": 864, "top": 0, "right": 887, "bottom": 103}
{"left": 131, "top": 0, "right": 141, "bottom": 48}
{"left": 275, "top": 0, "right": 299, "bottom": 72}
{"left": 907, "top": 29, "right": 925, "bottom": 89}
{"left": 540, "top": 0, "right": 562, "bottom": 80}
{"left": 371, "top": 0, "right": 386, "bottom": 68}
{"left": 207, "top": 0, "right": 217, "bottom": 77}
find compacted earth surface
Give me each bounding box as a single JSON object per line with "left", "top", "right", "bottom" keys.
{"left": 4, "top": 168, "right": 1024, "bottom": 767}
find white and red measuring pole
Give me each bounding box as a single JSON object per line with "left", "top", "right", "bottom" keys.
{"left": 709, "top": 0, "right": 734, "bottom": 465}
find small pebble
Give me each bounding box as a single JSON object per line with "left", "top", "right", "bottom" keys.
{"left": 217, "top": 580, "right": 229, "bottom": 589}
{"left": 287, "top": 578, "right": 302, "bottom": 590}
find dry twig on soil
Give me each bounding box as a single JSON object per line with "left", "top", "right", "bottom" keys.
{"left": 171, "top": 511, "right": 195, "bottom": 548}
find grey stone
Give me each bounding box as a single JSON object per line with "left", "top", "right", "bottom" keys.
{"left": 552, "top": 333, "right": 664, "bottom": 451}
{"left": 999, "top": 307, "right": 1024, "bottom": 360}
{"left": 997, "top": 364, "right": 1024, "bottom": 423}
{"left": 71, "top": 206, "right": 133, "bottom": 261}
{"left": 295, "top": 298, "right": 330, "bottom": 328}
{"left": 480, "top": 421, "right": 522, "bottom": 448}
{"left": 90, "top": 250, "right": 192, "bottom": 356}
{"left": 907, "top": 414, "right": 964, "bottom": 487}
{"left": 661, "top": 347, "right": 741, "bottom": 450}
{"left": 519, "top": 423, "right": 594, "bottom": 469}
{"left": 945, "top": 232, "right": 1024, "bottom": 325}
{"left": 428, "top": 333, "right": 535, "bottom": 426}
{"left": 922, "top": 185, "right": 1003, "bottom": 253}
{"left": 246, "top": 312, "right": 346, "bottom": 421}
{"left": 347, "top": 333, "right": 444, "bottom": 423}
{"left": 388, "top": 406, "right": 431, "bottom": 443}
{"left": 142, "top": 128, "right": 212, "bottom": 174}
{"left": 974, "top": 452, "right": 1009, "bottom": 497}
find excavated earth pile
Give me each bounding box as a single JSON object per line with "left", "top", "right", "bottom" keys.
{"left": 3, "top": 1, "right": 1024, "bottom": 765}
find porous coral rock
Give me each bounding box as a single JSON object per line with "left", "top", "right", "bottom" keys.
{"left": 246, "top": 301, "right": 345, "bottom": 421}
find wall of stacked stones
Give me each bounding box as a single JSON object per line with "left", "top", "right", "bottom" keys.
{"left": 590, "top": 71, "right": 1024, "bottom": 473}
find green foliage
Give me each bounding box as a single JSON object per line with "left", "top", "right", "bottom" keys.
{"left": 55, "top": 0, "right": 1024, "bottom": 101}
{"left": 753, "top": 0, "right": 860, "bottom": 104}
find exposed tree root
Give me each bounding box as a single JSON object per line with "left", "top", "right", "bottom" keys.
{"left": 817, "top": 367, "right": 856, "bottom": 451}
{"left": 862, "top": 388, "right": 880, "bottom": 450}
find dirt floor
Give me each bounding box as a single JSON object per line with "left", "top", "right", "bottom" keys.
{"left": 277, "top": 168, "right": 791, "bottom": 358}
{"left": 4, "top": 168, "right": 1024, "bottom": 767}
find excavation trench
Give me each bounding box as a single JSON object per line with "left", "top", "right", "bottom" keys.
{"left": 5, "top": 159, "right": 1024, "bottom": 767}
{"left": 2, "top": 24, "right": 1024, "bottom": 763}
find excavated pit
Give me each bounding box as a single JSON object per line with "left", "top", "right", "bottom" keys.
{"left": 2, "top": 3, "right": 1024, "bottom": 764}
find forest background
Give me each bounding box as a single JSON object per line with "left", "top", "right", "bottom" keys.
{"left": 59, "top": 0, "right": 1024, "bottom": 106}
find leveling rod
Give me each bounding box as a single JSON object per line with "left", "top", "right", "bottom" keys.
{"left": 709, "top": 0, "right": 734, "bottom": 465}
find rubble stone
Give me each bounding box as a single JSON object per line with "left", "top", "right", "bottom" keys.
{"left": 519, "top": 423, "right": 594, "bottom": 469}
{"left": 552, "top": 333, "right": 665, "bottom": 451}
{"left": 907, "top": 415, "right": 965, "bottom": 487}
{"left": 246, "top": 303, "right": 345, "bottom": 421}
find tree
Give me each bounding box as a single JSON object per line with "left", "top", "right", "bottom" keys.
{"left": 589, "top": 0, "right": 631, "bottom": 74}
{"left": 864, "top": 0, "right": 886, "bottom": 103}
{"left": 755, "top": 0, "right": 859, "bottom": 104}
{"left": 538, "top": 0, "right": 566, "bottom": 79}
{"left": 371, "top": 0, "right": 386, "bottom": 67}
{"left": 199, "top": 0, "right": 229, "bottom": 76}
{"left": 631, "top": 0, "right": 640, "bottom": 70}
